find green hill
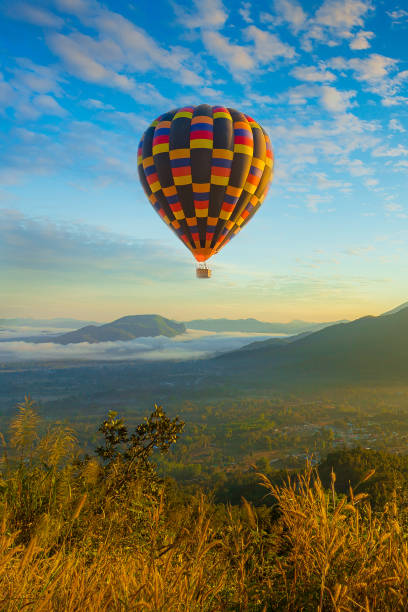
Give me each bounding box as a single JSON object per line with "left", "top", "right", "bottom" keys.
{"left": 218, "top": 305, "right": 408, "bottom": 385}
{"left": 35, "top": 315, "right": 186, "bottom": 344}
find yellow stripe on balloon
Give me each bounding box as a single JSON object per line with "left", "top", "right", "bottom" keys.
{"left": 191, "top": 139, "right": 213, "bottom": 149}
{"left": 153, "top": 142, "right": 169, "bottom": 155}
{"left": 169, "top": 148, "right": 190, "bottom": 160}
{"left": 142, "top": 156, "right": 154, "bottom": 169}
{"left": 150, "top": 181, "right": 161, "bottom": 193}
{"left": 211, "top": 175, "right": 229, "bottom": 186}
{"left": 213, "top": 111, "right": 232, "bottom": 120}
{"left": 212, "top": 149, "right": 233, "bottom": 159}
{"left": 196, "top": 208, "right": 208, "bottom": 217}
{"left": 174, "top": 175, "right": 192, "bottom": 186}
{"left": 234, "top": 144, "right": 253, "bottom": 156}
{"left": 174, "top": 111, "right": 193, "bottom": 119}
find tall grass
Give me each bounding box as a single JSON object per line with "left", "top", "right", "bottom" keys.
{"left": 2, "top": 398, "right": 408, "bottom": 610}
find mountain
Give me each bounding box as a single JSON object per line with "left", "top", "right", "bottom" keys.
{"left": 185, "top": 317, "right": 348, "bottom": 334}
{"left": 381, "top": 301, "right": 408, "bottom": 317}
{"left": 34, "top": 315, "right": 186, "bottom": 344}
{"left": 217, "top": 305, "right": 408, "bottom": 386}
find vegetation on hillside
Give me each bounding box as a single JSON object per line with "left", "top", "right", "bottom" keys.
{"left": 2, "top": 396, "right": 408, "bottom": 610}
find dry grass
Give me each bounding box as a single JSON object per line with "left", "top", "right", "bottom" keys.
{"left": 2, "top": 400, "right": 408, "bottom": 610}
{"left": 260, "top": 467, "right": 408, "bottom": 610}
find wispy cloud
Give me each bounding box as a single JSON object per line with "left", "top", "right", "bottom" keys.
{"left": 0, "top": 208, "right": 189, "bottom": 281}
{"left": 173, "top": 0, "right": 228, "bottom": 30}
{"left": 328, "top": 54, "right": 408, "bottom": 105}
{"left": 4, "top": 1, "right": 64, "bottom": 27}
{"left": 291, "top": 64, "right": 336, "bottom": 82}
{"left": 0, "top": 330, "right": 278, "bottom": 363}
{"left": 49, "top": 0, "right": 206, "bottom": 91}
{"left": 349, "top": 29, "right": 374, "bottom": 49}
{"left": 387, "top": 9, "right": 408, "bottom": 22}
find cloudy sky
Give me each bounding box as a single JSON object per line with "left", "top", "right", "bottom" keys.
{"left": 1, "top": 0, "right": 407, "bottom": 323}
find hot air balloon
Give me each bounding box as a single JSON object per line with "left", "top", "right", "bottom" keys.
{"left": 137, "top": 104, "right": 274, "bottom": 278}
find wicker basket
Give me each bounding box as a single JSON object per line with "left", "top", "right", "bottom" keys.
{"left": 196, "top": 267, "right": 211, "bottom": 278}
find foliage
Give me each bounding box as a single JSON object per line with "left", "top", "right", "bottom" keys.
{"left": 319, "top": 447, "right": 408, "bottom": 509}
{"left": 3, "top": 398, "right": 408, "bottom": 609}
{"left": 96, "top": 405, "right": 184, "bottom": 466}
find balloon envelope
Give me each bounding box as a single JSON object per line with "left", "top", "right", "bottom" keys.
{"left": 138, "top": 104, "right": 273, "bottom": 262}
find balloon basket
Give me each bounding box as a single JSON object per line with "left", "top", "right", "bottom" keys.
{"left": 196, "top": 264, "right": 211, "bottom": 279}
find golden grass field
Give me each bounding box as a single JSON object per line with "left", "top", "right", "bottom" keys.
{"left": 1, "top": 398, "right": 408, "bottom": 611}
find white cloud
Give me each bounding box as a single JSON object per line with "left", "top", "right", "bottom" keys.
{"left": 82, "top": 98, "right": 114, "bottom": 110}
{"left": 0, "top": 208, "right": 190, "bottom": 281}
{"left": 314, "top": 173, "right": 352, "bottom": 190}
{"left": 286, "top": 84, "right": 320, "bottom": 105}
{"left": 344, "top": 245, "right": 374, "bottom": 256}
{"left": 291, "top": 65, "right": 336, "bottom": 82}
{"left": 385, "top": 203, "right": 404, "bottom": 212}
{"left": 48, "top": 33, "right": 126, "bottom": 85}
{"left": 0, "top": 329, "right": 279, "bottom": 363}
{"left": 201, "top": 24, "right": 295, "bottom": 78}
{"left": 49, "top": 0, "right": 206, "bottom": 91}
{"left": 0, "top": 73, "right": 15, "bottom": 110}
{"left": 239, "top": 2, "right": 253, "bottom": 23}
{"left": 6, "top": 2, "right": 63, "bottom": 27}
{"left": 0, "top": 118, "right": 149, "bottom": 186}
{"left": 98, "top": 110, "right": 148, "bottom": 132}
{"left": 364, "top": 177, "right": 378, "bottom": 187}
{"left": 328, "top": 54, "right": 407, "bottom": 105}
{"left": 301, "top": 0, "right": 373, "bottom": 50}
{"left": 349, "top": 30, "right": 374, "bottom": 49}
{"left": 394, "top": 160, "right": 408, "bottom": 170}
{"left": 47, "top": 32, "right": 166, "bottom": 104}
{"left": 271, "top": 0, "right": 307, "bottom": 32}
{"left": 245, "top": 25, "right": 296, "bottom": 61}
{"left": 388, "top": 119, "right": 405, "bottom": 133}
{"left": 54, "top": 0, "right": 91, "bottom": 15}
{"left": 33, "top": 94, "right": 67, "bottom": 116}
{"left": 174, "top": 0, "right": 228, "bottom": 30}
{"left": 345, "top": 159, "right": 373, "bottom": 176}
{"left": 320, "top": 85, "right": 356, "bottom": 112}
{"left": 314, "top": 0, "right": 372, "bottom": 34}
{"left": 348, "top": 54, "right": 397, "bottom": 81}
{"left": 306, "top": 194, "right": 333, "bottom": 213}
{"left": 202, "top": 31, "right": 254, "bottom": 73}
{"left": 372, "top": 145, "right": 408, "bottom": 157}
{"left": 387, "top": 9, "right": 408, "bottom": 21}
{"left": 11, "top": 59, "right": 65, "bottom": 97}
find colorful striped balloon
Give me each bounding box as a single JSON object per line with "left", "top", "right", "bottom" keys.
{"left": 137, "top": 104, "right": 274, "bottom": 269}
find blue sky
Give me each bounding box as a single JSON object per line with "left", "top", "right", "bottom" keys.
{"left": 1, "top": 0, "right": 407, "bottom": 322}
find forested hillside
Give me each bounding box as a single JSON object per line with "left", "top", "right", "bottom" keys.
{"left": 219, "top": 305, "right": 408, "bottom": 386}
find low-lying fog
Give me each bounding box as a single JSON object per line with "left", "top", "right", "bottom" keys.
{"left": 0, "top": 329, "right": 287, "bottom": 363}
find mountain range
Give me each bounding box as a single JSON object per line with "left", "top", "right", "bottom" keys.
{"left": 185, "top": 317, "right": 347, "bottom": 334}
{"left": 217, "top": 304, "right": 408, "bottom": 386}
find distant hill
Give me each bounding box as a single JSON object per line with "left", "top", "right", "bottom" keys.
{"left": 34, "top": 315, "right": 186, "bottom": 344}
{"left": 217, "top": 305, "right": 408, "bottom": 385}
{"left": 185, "top": 317, "right": 347, "bottom": 334}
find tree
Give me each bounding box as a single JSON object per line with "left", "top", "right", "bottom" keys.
{"left": 96, "top": 404, "right": 185, "bottom": 476}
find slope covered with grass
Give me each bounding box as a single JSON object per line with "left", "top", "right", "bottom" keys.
{"left": 2, "top": 397, "right": 408, "bottom": 610}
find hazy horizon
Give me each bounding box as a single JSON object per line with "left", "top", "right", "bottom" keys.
{"left": 0, "top": 302, "right": 404, "bottom": 325}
